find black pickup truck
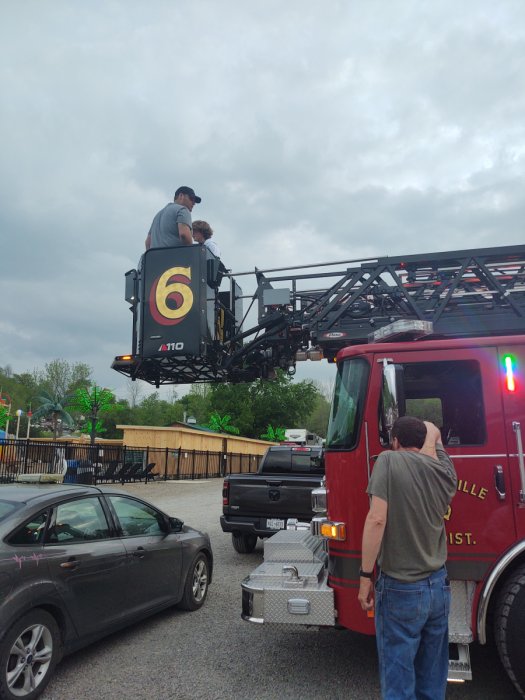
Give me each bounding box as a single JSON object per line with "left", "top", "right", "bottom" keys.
{"left": 220, "top": 445, "right": 324, "bottom": 553}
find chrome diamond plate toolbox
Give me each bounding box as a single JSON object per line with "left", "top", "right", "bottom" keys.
{"left": 243, "top": 530, "right": 335, "bottom": 626}
{"left": 263, "top": 529, "right": 327, "bottom": 563}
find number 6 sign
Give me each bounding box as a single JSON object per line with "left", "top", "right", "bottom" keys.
{"left": 149, "top": 266, "right": 194, "bottom": 326}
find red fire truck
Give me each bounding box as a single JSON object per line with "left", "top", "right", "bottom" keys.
{"left": 113, "top": 243, "right": 525, "bottom": 694}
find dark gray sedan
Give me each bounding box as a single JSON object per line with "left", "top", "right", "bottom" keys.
{"left": 0, "top": 484, "right": 213, "bottom": 700}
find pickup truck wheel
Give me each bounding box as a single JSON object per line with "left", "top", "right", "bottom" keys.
{"left": 232, "top": 532, "right": 257, "bottom": 554}
{"left": 494, "top": 564, "right": 525, "bottom": 698}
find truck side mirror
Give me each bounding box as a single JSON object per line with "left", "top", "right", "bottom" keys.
{"left": 381, "top": 363, "right": 406, "bottom": 441}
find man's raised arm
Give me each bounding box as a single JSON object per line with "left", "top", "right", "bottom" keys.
{"left": 419, "top": 421, "right": 442, "bottom": 460}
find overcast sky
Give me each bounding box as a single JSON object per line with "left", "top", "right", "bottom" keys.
{"left": 1, "top": 1, "right": 524, "bottom": 401}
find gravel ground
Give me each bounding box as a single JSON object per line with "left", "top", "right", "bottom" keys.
{"left": 40, "top": 478, "right": 517, "bottom": 700}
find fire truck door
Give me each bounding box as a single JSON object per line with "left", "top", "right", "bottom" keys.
{"left": 499, "top": 342, "right": 525, "bottom": 539}
{"left": 379, "top": 347, "right": 515, "bottom": 583}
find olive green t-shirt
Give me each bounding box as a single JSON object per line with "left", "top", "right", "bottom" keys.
{"left": 367, "top": 446, "right": 457, "bottom": 582}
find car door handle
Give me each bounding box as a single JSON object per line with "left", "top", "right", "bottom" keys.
{"left": 60, "top": 558, "right": 79, "bottom": 570}
{"left": 132, "top": 547, "right": 146, "bottom": 558}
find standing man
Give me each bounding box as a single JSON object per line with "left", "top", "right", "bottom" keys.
{"left": 358, "top": 417, "right": 457, "bottom": 700}
{"left": 145, "top": 185, "right": 202, "bottom": 250}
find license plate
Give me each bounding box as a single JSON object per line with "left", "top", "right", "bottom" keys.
{"left": 266, "top": 518, "right": 286, "bottom": 530}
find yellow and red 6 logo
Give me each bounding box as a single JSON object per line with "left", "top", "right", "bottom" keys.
{"left": 149, "top": 266, "right": 194, "bottom": 326}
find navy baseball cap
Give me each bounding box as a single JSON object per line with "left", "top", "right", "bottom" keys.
{"left": 175, "top": 186, "right": 202, "bottom": 203}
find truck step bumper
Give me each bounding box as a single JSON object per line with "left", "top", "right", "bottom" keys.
{"left": 241, "top": 530, "right": 335, "bottom": 627}
{"left": 448, "top": 643, "right": 472, "bottom": 682}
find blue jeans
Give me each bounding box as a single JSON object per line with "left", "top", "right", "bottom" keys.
{"left": 374, "top": 567, "right": 451, "bottom": 700}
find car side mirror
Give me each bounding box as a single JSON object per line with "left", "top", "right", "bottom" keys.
{"left": 169, "top": 517, "right": 184, "bottom": 532}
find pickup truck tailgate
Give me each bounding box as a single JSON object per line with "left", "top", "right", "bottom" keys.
{"left": 227, "top": 475, "right": 322, "bottom": 519}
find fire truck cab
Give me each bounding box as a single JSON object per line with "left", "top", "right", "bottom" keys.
{"left": 242, "top": 324, "right": 525, "bottom": 691}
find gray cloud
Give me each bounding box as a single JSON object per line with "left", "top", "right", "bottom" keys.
{"left": 1, "top": 0, "right": 524, "bottom": 397}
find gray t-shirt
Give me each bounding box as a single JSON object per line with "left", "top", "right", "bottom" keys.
{"left": 148, "top": 203, "right": 192, "bottom": 248}
{"left": 367, "top": 446, "right": 457, "bottom": 581}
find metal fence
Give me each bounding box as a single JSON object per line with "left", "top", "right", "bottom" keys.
{"left": 0, "top": 439, "right": 262, "bottom": 484}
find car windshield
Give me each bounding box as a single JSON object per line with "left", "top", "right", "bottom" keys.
{"left": 326, "top": 358, "right": 370, "bottom": 449}
{"left": 0, "top": 499, "right": 21, "bottom": 522}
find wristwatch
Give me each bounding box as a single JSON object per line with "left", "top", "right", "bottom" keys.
{"left": 359, "top": 568, "right": 374, "bottom": 579}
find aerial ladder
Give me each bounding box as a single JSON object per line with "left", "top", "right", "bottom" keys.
{"left": 112, "top": 243, "right": 525, "bottom": 386}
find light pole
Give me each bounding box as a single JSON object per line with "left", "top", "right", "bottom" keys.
{"left": 15, "top": 409, "right": 23, "bottom": 440}
{"left": 26, "top": 409, "right": 32, "bottom": 439}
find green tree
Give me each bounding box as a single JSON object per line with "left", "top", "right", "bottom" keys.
{"left": 209, "top": 371, "right": 319, "bottom": 439}
{"left": 39, "top": 359, "right": 91, "bottom": 397}
{"left": 209, "top": 382, "right": 254, "bottom": 435}
{"left": 260, "top": 424, "right": 286, "bottom": 442}
{"left": 70, "top": 385, "right": 117, "bottom": 444}
{"left": 126, "top": 378, "right": 143, "bottom": 409}
{"left": 0, "top": 403, "right": 9, "bottom": 431}
{"left": 97, "top": 399, "right": 135, "bottom": 440}
{"left": 249, "top": 372, "right": 318, "bottom": 439}
{"left": 206, "top": 411, "right": 240, "bottom": 435}
{"left": 0, "top": 369, "right": 38, "bottom": 424}
{"left": 405, "top": 398, "right": 443, "bottom": 426}
{"left": 178, "top": 385, "right": 212, "bottom": 424}
{"left": 0, "top": 362, "right": 94, "bottom": 438}
{"left": 133, "top": 392, "right": 184, "bottom": 427}
{"left": 305, "top": 393, "right": 331, "bottom": 438}
{"left": 32, "top": 390, "right": 75, "bottom": 439}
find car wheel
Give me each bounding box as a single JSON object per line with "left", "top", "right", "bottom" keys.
{"left": 231, "top": 532, "right": 257, "bottom": 554}
{"left": 495, "top": 564, "right": 525, "bottom": 698}
{"left": 0, "top": 609, "right": 61, "bottom": 700}
{"left": 178, "top": 553, "right": 209, "bottom": 611}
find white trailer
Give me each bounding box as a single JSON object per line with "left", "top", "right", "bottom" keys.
{"left": 284, "top": 429, "right": 323, "bottom": 447}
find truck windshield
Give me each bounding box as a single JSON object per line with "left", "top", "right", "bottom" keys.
{"left": 326, "top": 358, "right": 369, "bottom": 449}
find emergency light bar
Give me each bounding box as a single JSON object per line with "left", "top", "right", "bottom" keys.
{"left": 369, "top": 320, "right": 434, "bottom": 344}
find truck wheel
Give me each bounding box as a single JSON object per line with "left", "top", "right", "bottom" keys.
{"left": 494, "top": 564, "right": 525, "bottom": 698}
{"left": 232, "top": 533, "right": 257, "bottom": 554}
